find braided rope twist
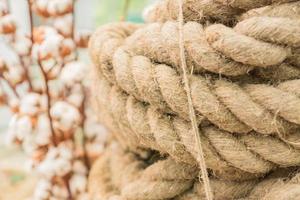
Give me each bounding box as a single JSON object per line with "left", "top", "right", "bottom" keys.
{"left": 143, "top": 0, "right": 299, "bottom": 24}
{"left": 88, "top": 1, "right": 300, "bottom": 196}
{"left": 89, "top": 143, "right": 300, "bottom": 200}
{"left": 124, "top": 20, "right": 300, "bottom": 76}
{"left": 93, "top": 75, "right": 300, "bottom": 179}
{"left": 88, "top": 143, "right": 259, "bottom": 200}
{"left": 89, "top": 17, "right": 300, "bottom": 137}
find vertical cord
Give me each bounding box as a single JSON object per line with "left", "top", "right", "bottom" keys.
{"left": 177, "top": 0, "right": 213, "bottom": 199}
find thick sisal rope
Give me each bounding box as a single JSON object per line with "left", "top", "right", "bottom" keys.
{"left": 177, "top": 0, "right": 213, "bottom": 199}
{"left": 143, "top": 0, "right": 299, "bottom": 24}
{"left": 93, "top": 75, "right": 300, "bottom": 178}
{"left": 89, "top": 142, "right": 300, "bottom": 200}
{"left": 89, "top": 143, "right": 260, "bottom": 200}
{"left": 89, "top": 19, "right": 300, "bottom": 141}
{"left": 89, "top": 1, "right": 300, "bottom": 199}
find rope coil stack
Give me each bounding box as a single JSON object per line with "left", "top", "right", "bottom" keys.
{"left": 88, "top": 0, "right": 300, "bottom": 199}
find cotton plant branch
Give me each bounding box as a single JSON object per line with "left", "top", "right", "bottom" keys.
{"left": 0, "top": 0, "right": 107, "bottom": 199}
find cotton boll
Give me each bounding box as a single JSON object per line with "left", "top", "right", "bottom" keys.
{"left": 42, "top": 59, "right": 62, "bottom": 80}
{"left": 35, "top": 0, "right": 48, "bottom": 10}
{"left": 7, "top": 114, "right": 18, "bottom": 131}
{"left": 59, "top": 38, "right": 75, "bottom": 58}
{"left": 35, "top": 114, "right": 52, "bottom": 146}
{"left": 66, "top": 85, "right": 84, "bottom": 107}
{"left": 5, "top": 129, "right": 17, "bottom": 145}
{"left": 67, "top": 91, "right": 84, "bottom": 107}
{"left": 22, "top": 135, "right": 38, "bottom": 155}
{"left": 75, "top": 30, "right": 91, "bottom": 48}
{"left": 34, "top": 0, "right": 72, "bottom": 18}
{"left": 33, "top": 26, "right": 58, "bottom": 44}
{"left": 37, "top": 158, "right": 55, "bottom": 179}
{"left": 38, "top": 33, "right": 63, "bottom": 60}
{"left": 70, "top": 173, "right": 87, "bottom": 195}
{"left": 49, "top": 81, "right": 63, "bottom": 99}
{"left": 51, "top": 101, "right": 81, "bottom": 132}
{"left": 58, "top": 143, "right": 73, "bottom": 160}
{"left": 54, "top": 157, "right": 72, "bottom": 176}
{"left": 0, "top": 2, "right": 7, "bottom": 17}
{"left": 84, "top": 119, "right": 107, "bottom": 140}
{"left": 19, "top": 93, "right": 45, "bottom": 116}
{"left": 0, "top": 14, "right": 16, "bottom": 34}
{"left": 60, "top": 61, "right": 86, "bottom": 86}
{"left": 47, "top": 0, "right": 73, "bottom": 16}
{"left": 40, "top": 59, "right": 57, "bottom": 72}
{"left": 12, "top": 33, "right": 32, "bottom": 56}
{"left": 32, "top": 26, "right": 62, "bottom": 60}
{"left": 15, "top": 115, "right": 33, "bottom": 140}
{"left": 52, "top": 184, "right": 69, "bottom": 199}
{"left": 33, "top": 0, "right": 49, "bottom": 18}
{"left": 47, "top": 64, "right": 62, "bottom": 80}
{"left": 37, "top": 179, "right": 52, "bottom": 191}
{"left": 31, "top": 44, "right": 40, "bottom": 60}
{"left": 4, "top": 64, "right": 25, "bottom": 86}
{"left": 5, "top": 114, "right": 19, "bottom": 144}
{"left": 73, "top": 160, "right": 87, "bottom": 175}
{"left": 33, "top": 179, "right": 51, "bottom": 200}
{"left": 38, "top": 144, "right": 73, "bottom": 177}
{"left": 8, "top": 98, "right": 19, "bottom": 113}
{"left": 53, "top": 14, "right": 72, "bottom": 37}
{"left": 46, "top": 146, "right": 60, "bottom": 159}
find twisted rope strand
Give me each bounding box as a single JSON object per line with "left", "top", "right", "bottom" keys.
{"left": 89, "top": 1, "right": 300, "bottom": 199}
{"left": 94, "top": 75, "right": 300, "bottom": 178}
{"left": 89, "top": 143, "right": 300, "bottom": 199}
{"left": 89, "top": 19, "right": 300, "bottom": 140}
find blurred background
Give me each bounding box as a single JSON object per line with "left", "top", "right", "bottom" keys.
{"left": 0, "top": 0, "right": 152, "bottom": 199}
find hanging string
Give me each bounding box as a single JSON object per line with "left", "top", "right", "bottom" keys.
{"left": 177, "top": 0, "right": 213, "bottom": 199}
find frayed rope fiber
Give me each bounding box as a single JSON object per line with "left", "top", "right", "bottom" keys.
{"left": 88, "top": 0, "right": 300, "bottom": 199}
{"left": 176, "top": 0, "right": 212, "bottom": 199}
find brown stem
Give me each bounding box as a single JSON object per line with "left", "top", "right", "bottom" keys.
{"left": 3, "top": 40, "right": 33, "bottom": 91}
{"left": 20, "top": 57, "right": 33, "bottom": 91}
{"left": 37, "top": 58, "right": 58, "bottom": 146}
{"left": 27, "top": 0, "right": 34, "bottom": 43}
{"left": 23, "top": 0, "right": 34, "bottom": 90}
{"left": 64, "top": 177, "right": 73, "bottom": 200}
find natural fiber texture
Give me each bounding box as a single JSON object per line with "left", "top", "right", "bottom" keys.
{"left": 89, "top": 16, "right": 300, "bottom": 137}
{"left": 89, "top": 143, "right": 300, "bottom": 200}
{"left": 177, "top": 0, "right": 213, "bottom": 199}
{"left": 89, "top": 1, "right": 300, "bottom": 199}
{"left": 143, "top": 0, "right": 298, "bottom": 24}
{"left": 123, "top": 21, "right": 299, "bottom": 75}
{"left": 88, "top": 143, "right": 259, "bottom": 200}
{"left": 93, "top": 75, "right": 300, "bottom": 178}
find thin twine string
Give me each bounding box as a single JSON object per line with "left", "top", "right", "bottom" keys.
{"left": 177, "top": 0, "right": 213, "bottom": 199}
